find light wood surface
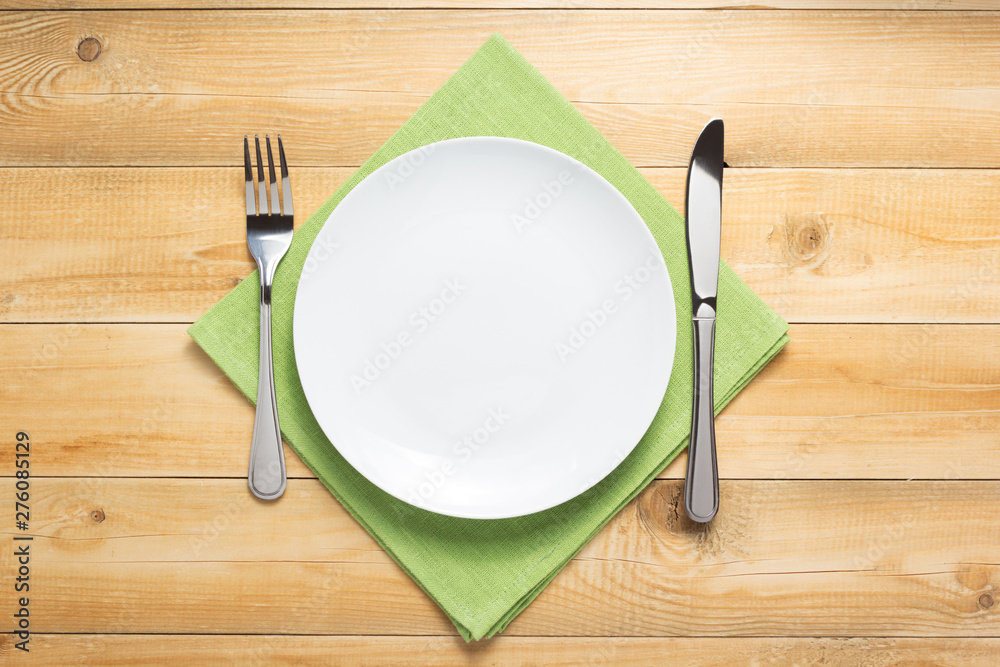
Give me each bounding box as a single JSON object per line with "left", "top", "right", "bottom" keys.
{"left": 1, "top": 4, "right": 998, "bottom": 665}
{"left": 0, "top": 11, "right": 998, "bottom": 169}
{"left": 2, "top": 323, "right": 997, "bottom": 479}
{"left": 6, "top": 1, "right": 1000, "bottom": 9}
{"left": 4, "top": 636, "right": 1000, "bottom": 666}
{"left": 1, "top": 478, "right": 998, "bottom": 636}
{"left": 4, "top": 168, "right": 999, "bottom": 323}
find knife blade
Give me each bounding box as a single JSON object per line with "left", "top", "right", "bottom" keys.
{"left": 683, "top": 118, "right": 723, "bottom": 523}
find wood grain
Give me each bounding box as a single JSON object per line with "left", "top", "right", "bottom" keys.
{"left": 1, "top": 477, "right": 997, "bottom": 636}
{"left": 1, "top": 323, "right": 997, "bottom": 481}
{"left": 1, "top": 3, "right": 996, "bottom": 659}
{"left": 3, "top": 167, "right": 998, "bottom": 323}
{"left": 3, "top": 635, "right": 1000, "bottom": 666}
{"left": 0, "top": 11, "right": 998, "bottom": 167}
{"left": 4, "top": 1, "right": 998, "bottom": 10}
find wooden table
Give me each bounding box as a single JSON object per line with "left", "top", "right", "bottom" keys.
{"left": 2, "top": 2, "right": 999, "bottom": 664}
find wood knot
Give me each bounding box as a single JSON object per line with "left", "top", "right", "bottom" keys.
{"left": 784, "top": 215, "right": 829, "bottom": 263}
{"left": 980, "top": 593, "right": 995, "bottom": 609}
{"left": 90, "top": 508, "right": 106, "bottom": 523}
{"left": 637, "top": 481, "right": 693, "bottom": 536}
{"left": 77, "top": 37, "right": 102, "bottom": 62}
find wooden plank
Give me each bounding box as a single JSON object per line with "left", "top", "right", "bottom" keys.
{"left": 0, "top": 11, "right": 998, "bottom": 168}
{"left": 0, "top": 167, "right": 349, "bottom": 324}
{"left": 5, "top": 635, "right": 1000, "bottom": 666}
{"left": 1, "top": 478, "right": 997, "bottom": 635}
{"left": 0, "top": 323, "right": 314, "bottom": 479}
{"left": 2, "top": 323, "right": 997, "bottom": 480}
{"left": 3, "top": 167, "right": 998, "bottom": 323}
{"left": 4, "top": 2, "right": 998, "bottom": 11}
{"left": 668, "top": 321, "right": 1000, "bottom": 481}
{"left": 652, "top": 168, "right": 1000, "bottom": 324}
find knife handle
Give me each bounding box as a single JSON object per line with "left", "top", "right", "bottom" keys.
{"left": 684, "top": 317, "right": 719, "bottom": 523}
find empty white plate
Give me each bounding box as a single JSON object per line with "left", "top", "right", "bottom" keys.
{"left": 293, "top": 137, "right": 675, "bottom": 519}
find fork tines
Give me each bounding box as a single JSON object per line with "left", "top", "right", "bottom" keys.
{"left": 244, "top": 134, "right": 293, "bottom": 218}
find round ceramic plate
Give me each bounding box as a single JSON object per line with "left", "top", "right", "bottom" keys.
{"left": 293, "top": 137, "right": 675, "bottom": 519}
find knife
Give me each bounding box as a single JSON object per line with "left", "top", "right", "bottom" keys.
{"left": 683, "top": 118, "right": 724, "bottom": 523}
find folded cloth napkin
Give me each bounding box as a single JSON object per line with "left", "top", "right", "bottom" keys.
{"left": 189, "top": 33, "right": 789, "bottom": 640}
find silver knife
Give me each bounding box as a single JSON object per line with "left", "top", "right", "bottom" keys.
{"left": 683, "top": 118, "right": 724, "bottom": 523}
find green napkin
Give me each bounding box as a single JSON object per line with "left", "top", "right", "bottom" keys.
{"left": 189, "top": 33, "right": 788, "bottom": 640}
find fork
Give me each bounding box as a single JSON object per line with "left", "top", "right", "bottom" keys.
{"left": 244, "top": 134, "right": 293, "bottom": 500}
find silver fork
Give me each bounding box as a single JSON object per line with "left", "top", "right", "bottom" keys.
{"left": 244, "top": 134, "right": 293, "bottom": 500}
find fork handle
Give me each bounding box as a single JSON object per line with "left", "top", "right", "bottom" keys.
{"left": 249, "top": 270, "right": 287, "bottom": 500}
{"left": 684, "top": 317, "right": 718, "bottom": 523}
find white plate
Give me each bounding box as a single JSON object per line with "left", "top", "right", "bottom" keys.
{"left": 293, "top": 137, "right": 675, "bottom": 519}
